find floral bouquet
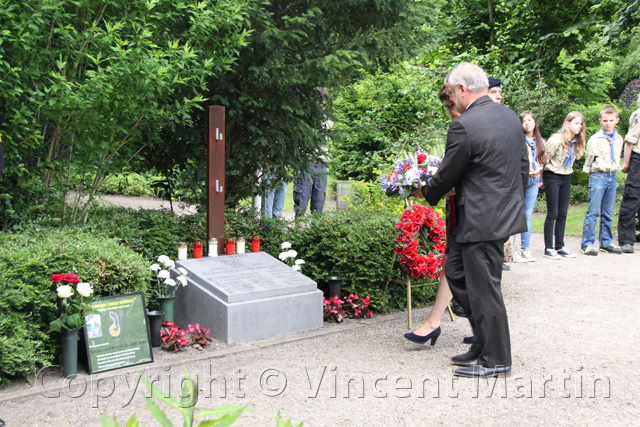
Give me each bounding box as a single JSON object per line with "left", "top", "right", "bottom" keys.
{"left": 278, "top": 242, "right": 305, "bottom": 271}
{"left": 48, "top": 273, "right": 96, "bottom": 332}
{"left": 150, "top": 255, "right": 188, "bottom": 298}
{"left": 380, "top": 151, "right": 441, "bottom": 198}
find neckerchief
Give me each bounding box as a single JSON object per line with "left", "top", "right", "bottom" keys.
{"left": 602, "top": 128, "right": 616, "bottom": 163}
{"left": 564, "top": 140, "right": 575, "bottom": 170}
{"left": 525, "top": 136, "right": 537, "bottom": 170}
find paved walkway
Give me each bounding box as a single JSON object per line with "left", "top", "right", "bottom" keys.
{"left": 0, "top": 234, "right": 638, "bottom": 425}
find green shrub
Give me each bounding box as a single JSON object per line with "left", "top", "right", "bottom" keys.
{"left": 290, "top": 208, "right": 438, "bottom": 312}
{"left": 0, "top": 228, "right": 150, "bottom": 384}
{"left": 86, "top": 207, "right": 207, "bottom": 260}
{"left": 73, "top": 203, "right": 439, "bottom": 313}
{"left": 101, "top": 172, "right": 161, "bottom": 197}
{"left": 570, "top": 184, "right": 590, "bottom": 204}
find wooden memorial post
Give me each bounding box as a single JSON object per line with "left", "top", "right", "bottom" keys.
{"left": 207, "top": 106, "right": 226, "bottom": 254}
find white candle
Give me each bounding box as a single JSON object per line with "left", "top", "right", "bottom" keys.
{"left": 237, "top": 238, "right": 246, "bottom": 254}
{"left": 208, "top": 238, "right": 218, "bottom": 257}
{"left": 177, "top": 242, "right": 187, "bottom": 260}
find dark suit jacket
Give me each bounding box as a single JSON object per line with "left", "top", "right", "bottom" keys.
{"left": 422, "top": 95, "right": 528, "bottom": 243}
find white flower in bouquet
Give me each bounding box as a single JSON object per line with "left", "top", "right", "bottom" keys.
{"left": 56, "top": 285, "right": 74, "bottom": 299}
{"left": 278, "top": 242, "right": 304, "bottom": 271}
{"left": 76, "top": 282, "right": 93, "bottom": 297}
{"left": 152, "top": 254, "right": 187, "bottom": 298}
{"left": 157, "top": 255, "right": 171, "bottom": 265}
{"left": 380, "top": 151, "right": 441, "bottom": 198}
{"left": 281, "top": 242, "right": 292, "bottom": 250}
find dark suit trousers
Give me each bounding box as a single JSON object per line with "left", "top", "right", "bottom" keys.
{"left": 445, "top": 232, "right": 512, "bottom": 367}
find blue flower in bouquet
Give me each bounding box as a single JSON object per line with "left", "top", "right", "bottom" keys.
{"left": 381, "top": 152, "right": 441, "bottom": 198}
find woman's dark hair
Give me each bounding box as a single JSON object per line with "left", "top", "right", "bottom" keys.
{"left": 519, "top": 111, "right": 547, "bottom": 164}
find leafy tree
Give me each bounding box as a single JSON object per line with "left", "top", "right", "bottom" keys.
{"left": 147, "top": 0, "right": 436, "bottom": 206}
{"left": 331, "top": 64, "right": 450, "bottom": 182}
{"left": 0, "top": 0, "right": 251, "bottom": 226}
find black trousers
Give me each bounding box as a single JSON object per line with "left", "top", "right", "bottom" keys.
{"left": 543, "top": 171, "right": 572, "bottom": 250}
{"left": 618, "top": 152, "right": 640, "bottom": 245}
{"left": 446, "top": 233, "right": 512, "bottom": 367}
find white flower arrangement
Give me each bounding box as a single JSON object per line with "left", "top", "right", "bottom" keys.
{"left": 278, "top": 243, "right": 304, "bottom": 272}
{"left": 151, "top": 255, "right": 188, "bottom": 298}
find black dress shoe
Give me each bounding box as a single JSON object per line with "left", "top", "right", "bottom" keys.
{"left": 462, "top": 335, "right": 475, "bottom": 344}
{"left": 451, "top": 302, "right": 469, "bottom": 318}
{"left": 451, "top": 348, "right": 481, "bottom": 365}
{"left": 403, "top": 327, "right": 441, "bottom": 346}
{"left": 502, "top": 263, "right": 511, "bottom": 271}
{"left": 453, "top": 365, "right": 511, "bottom": 378}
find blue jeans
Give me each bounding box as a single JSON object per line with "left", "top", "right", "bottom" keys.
{"left": 262, "top": 178, "right": 287, "bottom": 218}
{"left": 293, "top": 163, "right": 327, "bottom": 214}
{"left": 516, "top": 174, "right": 540, "bottom": 251}
{"left": 581, "top": 171, "right": 617, "bottom": 248}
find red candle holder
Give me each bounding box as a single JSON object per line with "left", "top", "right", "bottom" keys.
{"left": 226, "top": 239, "right": 236, "bottom": 255}
{"left": 193, "top": 241, "right": 203, "bottom": 258}
{"left": 251, "top": 236, "right": 261, "bottom": 252}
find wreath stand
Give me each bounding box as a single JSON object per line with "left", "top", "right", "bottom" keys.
{"left": 384, "top": 198, "right": 455, "bottom": 329}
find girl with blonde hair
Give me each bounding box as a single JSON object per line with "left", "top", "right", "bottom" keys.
{"left": 541, "top": 111, "right": 586, "bottom": 259}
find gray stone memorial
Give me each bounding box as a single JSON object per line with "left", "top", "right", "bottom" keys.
{"left": 172, "top": 252, "right": 323, "bottom": 343}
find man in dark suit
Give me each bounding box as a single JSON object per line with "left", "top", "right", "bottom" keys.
{"left": 414, "top": 62, "right": 528, "bottom": 378}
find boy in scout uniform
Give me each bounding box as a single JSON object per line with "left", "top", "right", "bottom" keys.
{"left": 580, "top": 106, "right": 624, "bottom": 255}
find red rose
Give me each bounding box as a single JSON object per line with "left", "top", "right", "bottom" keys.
{"left": 49, "top": 274, "right": 64, "bottom": 284}
{"left": 62, "top": 273, "right": 80, "bottom": 284}
{"left": 417, "top": 154, "right": 427, "bottom": 163}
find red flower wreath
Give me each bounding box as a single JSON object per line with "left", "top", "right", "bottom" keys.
{"left": 395, "top": 205, "right": 446, "bottom": 279}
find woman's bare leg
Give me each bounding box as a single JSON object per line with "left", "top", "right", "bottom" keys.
{"left": 411, "top": 256, "right": 451, "bottom": 336}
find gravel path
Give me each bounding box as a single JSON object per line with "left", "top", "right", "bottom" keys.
{"left": 1, "top": 232, "right": 638, "bottom": 426}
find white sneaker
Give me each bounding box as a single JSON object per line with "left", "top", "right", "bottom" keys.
{"left": 521, "top": 250, "right": 536, "bottom": 262}
{"left": 513, "top": 251, "right": 528, "bottom": 263}
{"left": 556, "top": 247, "right": 577, "bottom": 258}
{"left": 543, "top": 249, "right": 562, "bottom": 260}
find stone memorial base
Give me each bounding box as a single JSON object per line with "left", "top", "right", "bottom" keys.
{"left": 172, "top": 252, "right": 323, "bottom": 343}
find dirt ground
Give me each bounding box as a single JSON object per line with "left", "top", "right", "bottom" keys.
{"left": 1, "top": 231, "right": 639, "bottom": 426}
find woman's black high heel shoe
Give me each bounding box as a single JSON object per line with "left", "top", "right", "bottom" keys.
{"left": 403, "top": 327, "right": 441, "bottom": 346}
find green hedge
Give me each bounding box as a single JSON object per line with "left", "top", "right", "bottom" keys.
{"left": 85, "top": 205, "right": 437, "bottom": 313}
{"left": 0, "top": 228, "right": 150, "bottom": 384}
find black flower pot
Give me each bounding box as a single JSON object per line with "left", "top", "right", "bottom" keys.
{"left": 147, "top": 311, "right": 164, "bottom": 347}
{"left": 327, "top": 276, "right": 343, "bottom": 299}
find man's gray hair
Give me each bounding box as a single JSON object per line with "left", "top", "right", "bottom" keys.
{"left": 445, "top": 62, "right": 489, "bottom": 92}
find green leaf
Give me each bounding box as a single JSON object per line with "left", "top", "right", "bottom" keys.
{"left": 195, "top": 406, "right": 248, "bottom": 427}
{"left": 144, "top": 395, "right": 174, "bottom": 427}
{"left": 101, "top": 412, "right": 121, "bottom": 427}
{"left": 49, "top": 318, "right": 62, "bottom": 333}
{"left": 125, "top": 414, "right": 140, "bottom": 427}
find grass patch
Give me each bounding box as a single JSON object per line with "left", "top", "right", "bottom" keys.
{"left": 532, "top": 197, "right": 622, "bottom": 237}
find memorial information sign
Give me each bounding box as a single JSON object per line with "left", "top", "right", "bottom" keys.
{"left": 84, "top": 292, "right": 153, "bottom": 374}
